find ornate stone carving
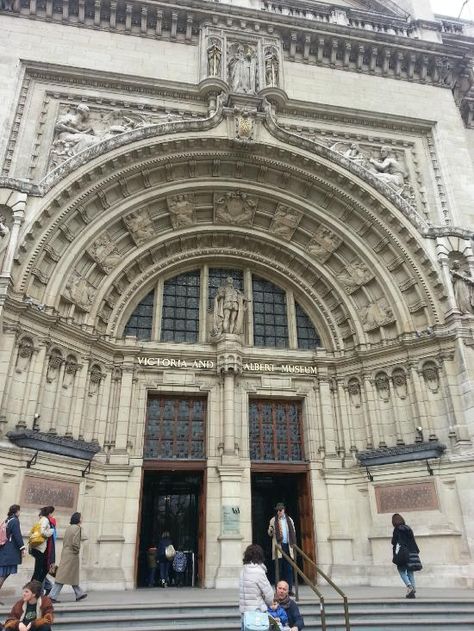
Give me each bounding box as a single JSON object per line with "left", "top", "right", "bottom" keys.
{"left": 207, "top": 37, "right": 222, "bottom": 77}
{"left": 63, "top": 272, "right": 96, "bottom": 312}
{"left": 269, "top": 205, "right": 302, "bottom": 240}
{"left": 211, "top": 276, "right": 249, "bottom": 337}
{"left": 337, "top": 261, "right": 374, "bottom": 293}
{"left": 392, "top": 369, "right": 407, "bottom": 399}
{"left": 88, "top": 233, "right": 122, "bottom": 274}
{"left": 361, "top": 298, "right": 394, "bottom": 330}
{"left": 46, "top": 349, "right": 63, "bottom": 383}
{"left": 15, "top": 337, "right": 34, "bottom": 373}
{"left": 124, "top": 210, "right": 154, "bottom": 245}
{"left": 306, "top": 228, "right": 342, "bottom": 262}
{"left": 450, "top": 259, "right": 474, "bottom": 314}
{"left": 63, "top": 355, "right": 79, "bottom": 389}
{"left": 0, "top": 209, "right": 11, "bottom": 268}
{"left": 369, "top": 146, "right": 406, "bottom": 191}
{"left": 88, "top": 364, "right": 104, "bottom": 397}
{"left": 167, "top": 194, "right": 196, "bottom": 229}
{"left": 228, "top": 43, "right": 257, "bottom": 94}
{"left": 342, "top": 142, "right": 368, "bottom": 167}
{"left": 422, "top": 362, "right": 439, "bottom": 393}
{"left": 214, "top": 191, "right": 256, "bottom": 226}
{"left": 347, "top": 378, "right": 361, "bottom": 408}
{"left": 375, "top": 372, "right": 390, "bottom": 401}
{"left": 264, "top": 46, "right": 280, "bottom": 87}
{"left": 234, "top": 109, "right": 256, "bottom": 143}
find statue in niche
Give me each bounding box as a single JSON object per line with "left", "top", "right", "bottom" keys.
{"left": 214, "top": 191, "right": 256, "bottom": 226}
{"left": 15, "top": 337, "right": 34, "bottom": 373}
{"left": 212, "top": 276, "right": 249, "bottom": 336}
{"left": 264, "top": 47, "right": 279, "bottom": 87}
{"left": 306, "top": 228, "right": 342, "bottom": 262}
{"left": 270, "top": 205, "right": 302, "bottom": 240}
{"left": 88, "top": 234, "right": 122, "bottom": 274}
{"left": 361, "top": 297, "right": 393, "bottom": 330}
{"left": 369, "top": 146, "right": 406, "bottom": 191}
{"left": 450, "top": 259, "right": 474, "bottom": 315}
{"left": 337, "top": 261, "right": 373, "bottom": 293}
{"left": 64, "top": 273, "right": 96, "bottom": 312}
{"left": 207, "top": 38, "right": 222, "bottom": 77}
{"left": 228, "top": 43, "right": 257, "bottom": 94}
{"left": 124, "top": 210, "right": 155, "bottom": 245}
{"left": 167, "top": 194, "right": 196, "bottom": 229}
{"left": 46, "top": 350, "right": 63, "bottom": 383}
{"left": 63, "top": 356, "right": 79, "bottom": 390}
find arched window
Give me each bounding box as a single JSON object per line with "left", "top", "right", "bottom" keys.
{"left": 252, "top": 276, "right": 288, "bottom": 348}
{"left": 295, "top": 302, "right": 321, "bottom": 349}
{"left": 161, "top": 271, "right": 200, "bottom": 343}
{"left": 124, "top": 290, "right": 154, "bottom": 340}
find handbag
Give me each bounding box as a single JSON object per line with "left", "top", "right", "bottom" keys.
{"left": 165, "top": 544, "right": 176, "bottom": 560}
{"left": 28, "top": 522, "right": 46, "bottom": 548}
{"left": 242, "top": 611, "right": 270, "bottom": 631}
{"left": 49, "top": 563, "right": 58, "bottom": 577}
{"left": 407, "top": 551, "right": 423, "bottom": 572}
{"left": 392, "top": 542, "right": 409, "bottom": 567}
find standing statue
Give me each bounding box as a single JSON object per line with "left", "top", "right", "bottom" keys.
{"left": 0, "top": 213, "right": 11, "bottom": 267}
{"left": 212, "top": 277, "right": 249, "bottom": 336}
{"left": 369, "top": 146, "right": 405, "bottom": 190}
{"left": 264, "top": 47, "right": 279, "bottom": 87}
{"left": 207, "top": 38, "right": 222, "bottom": 77}
{"left": 228, "top": 44, "right": 257, "bottom": 94}
{"left": 450, "top": 260, "right": 474, "bottom": 314}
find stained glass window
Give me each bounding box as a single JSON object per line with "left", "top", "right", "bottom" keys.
{"left": 295, "top": 302, "right": 321, "bottom": 349}
{"left": 249, "top": 399, "right": 304, "bottom": 462}
{"left": 144, "top": 396, "right": 206, "bottom": 460}
{"left": 161, "top": 271, "right": 200, "bottom": 343}
{"left": 124, "top": 290, "right": 154, "bottom": 340}
{"left": 252, "top": 276, "right": 288, "bottom": 348}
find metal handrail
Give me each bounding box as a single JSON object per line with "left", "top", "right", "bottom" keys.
{"left": 274, "top": 543, "right": 350, "bottom": 631}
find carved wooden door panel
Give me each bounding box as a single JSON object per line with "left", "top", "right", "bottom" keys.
{"left": 298, "top": 472, "right": 316, "bottom": 582}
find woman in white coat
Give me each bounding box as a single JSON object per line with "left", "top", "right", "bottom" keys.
{"left": 239, "top": 544, "right": 274, "bottom": 616}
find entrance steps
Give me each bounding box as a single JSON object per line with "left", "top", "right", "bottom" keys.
{"left": 1, "top": 587, "right": 473, "bottom": 630}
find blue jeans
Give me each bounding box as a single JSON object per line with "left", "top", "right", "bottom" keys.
{"left": 398, "top": 567, "right": 415, "bottom": 589}
{"left": 280, "top": 543, "right": 294, "bottom": 591}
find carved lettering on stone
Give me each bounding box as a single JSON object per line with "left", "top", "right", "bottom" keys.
{"left": 375, "top": 481, "right": 439, "bottom": 513}
{"left": 361, "top": 298, "right": 394, "bottom": 331}
{"left": 306, "top": 228, "right": 342, "bottom": 263}
{"left": 88, "top": 233, "right": 122, "bottom": 274}
{"left": 167, "top": 194, "right": 196, "bottom": 229}
{"left": 337, "top": 261, "right": 374, "bottom": 294}
{"left": 15, "top": 337, "right": 34, "bottom": 373}
{"left": 21, "top": 475, "right": 79, "bottom": 511}
{"left": 269, "top": 205, "right": 302, "bottom": 241}
{"left": 63, "top": 272, "right": 96, "bottom": 312}
{"left": 214, "top": 191, "right": 256, "bottom": 226}
{"left": 124, "top": 210, "right": 154, "bottom": 246}
{"left": 228, "top": 42, "right": 257, "bottom": 94}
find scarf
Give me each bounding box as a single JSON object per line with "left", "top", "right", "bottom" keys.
{"left": 274, "top": 513, "right": 296, "bottom": 546}
{"left": 276, "top": 593, "right": 291, "bottom": 610}
{"left": 45, "top": 517, "right": 56, "bottom": 566}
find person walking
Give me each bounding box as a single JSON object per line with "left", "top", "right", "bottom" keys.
{"left": 0, "top": 505, "right": 26, "bottom": 604}
{"left": 157, "top": 531, "right": 173, "bottom": 588}
{"left": 239, "top": 544, "right": 274, "bottom": 616}
{"left": 391, "top": 513, "right": 421, "bottom": 599}
{"left": 29, "top": 507, "right": 55, "bottom": 585}
{"left": 3, "top": 579, "right": 54, "bottom": 631}
{"left": 49, "top": 512, "right": 87, "bottom": 603}
{"left": 268, "top": 502, "right": 297, "bottom": 594}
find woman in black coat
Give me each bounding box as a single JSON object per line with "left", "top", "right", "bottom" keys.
{"left": 0, "top": 504, "right": 26, "bottom": 601}
{"left": 391, "top": 513, "right": 420, "bottom": 599}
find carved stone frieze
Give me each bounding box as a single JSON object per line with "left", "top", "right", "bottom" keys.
{"left": 167, "top": 194, "right": 196, "bottom": 229}
{"left": 269, "top": 204, "right": 302, "bottom": 241}
{"left": 361, "top": 298, "right": 394, "bottom": 331}
{"left": 306, "top": 228, "right": 342, "bottom": 263}
{"left": 88, "top": 233, "right": 122, "bottom": 274}
{"left": 63, "top": 272, "right": 97, "bottom": 312}
{"left": 124, "top": 210, "right": 155, "bottom": 246}
{"left": 336, "top": 261, "right": 374, "bottom": 294}
{"left": 214, "top": 191, "right": 257, "bottom": 226}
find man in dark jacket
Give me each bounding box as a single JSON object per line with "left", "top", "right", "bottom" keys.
{"left": 275, "top": 581, "right": 304, "bottom": 631}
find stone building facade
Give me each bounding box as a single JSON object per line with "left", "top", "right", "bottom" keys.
{"left": 0, "top": 0, "right": 473, "bottom": 592}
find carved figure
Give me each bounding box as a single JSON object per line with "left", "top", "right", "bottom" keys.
{"left": 228, "top": 44, "right": 257, "bottom": 94}
{"left": 167, "top": 194, "right": 195, "bottom": 228}
{"left": 270, "top": 206, "right": 302, "bottom": 240}
{"left": 337, "top": 261, "right": 373, "bottom": 293}
{"left": 306, "top": 228, "right": 342, "bottom": 262}
{"left": 88, "top": 234, "right": 122, "bottom": 273}
{"left": 207, "top": 38, "right": 222, "bottom": 77}
{"left": 64, "top": 273, "right": 96, "bottom": 311}
{"left": 212, "top": 276, "right": 249, "bottom": 336}
{"left": 46, "top": 350, "right": 63, "bottom": 383}
{"left": 361, "top": 298, "right": 393, "bottom": 330}
{"left": 0, "top": 213, "right": 11, "bottom": 267}
{"left": 15, "top": 337, "right": 34, "bottom": 373}
{"left": 215, "top": 191, "right": 256, "bottom": 226}
{"left": 450, "top": 260, "right": 474, "bottom": 315}
{"left": 264, "top": 47, "right": 279, "bottom": 87}
{"left": 124, "top": 210, "right": 155, "bottom": 245}
{"left": 53, "top": 104, "right": 97, "bottom": 160}
{"left": 343, "top": 143, "right": 368, "bottom": 167}
{"left": 369, "top": 146, "right": 405, "bottom": 190}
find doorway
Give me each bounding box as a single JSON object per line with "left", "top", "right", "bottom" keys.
{"left": 251, "top": 471, "right": 315, "bottom": 584}
{"left": 137, "top": 470, "right": 205, "bottom": 587}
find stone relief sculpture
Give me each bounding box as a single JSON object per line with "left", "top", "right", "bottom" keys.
{"left": 0, "top": 211, "right": 11, "bottom": 269}
{"left": 336, "top": 261, "right": 374, "bottom": 293}
{"left": 347, "top": 378, "right": 361, "bottom": 408}
{"left": 88, "top": 364, "right": 104, "bottom": 397}
{"left": 228, "top": 43, "right": 257, "bottom": 94}
{"left": 361, "top": 297, "right": 394, "bottom": 330}
{"left": 214, "top": 191, "right": 256, "bottom": 226}
{"left": 211, "top": 276, "right": 249, "bottom": 336}
{"left": 369, "top": 146, "right": 406, "bottom": 190}
{"left": 422, "top": 362, "right": 439, "bottom": 393}
{"left": 234, "top": 109, "right": 256, "bottom": 143}
{"left": 207, "top": 38, "right": 222, "bottom": 77}
{"left": 450, "top": 259, "right": 474, "bottom": 314}
{"left": 124, "top": 210, "right": 155, "bottom": 245}
{"left": 269, "top": 205, "right": 302, "bottom": 240}
{"left": 46, "top": 349, "right": 63, "bottom": 383}
{"left": 15, "top": 337, "right": 34, "bottom": 373}
{"left": 167, "top": 194, "right": 196, "bottom": 229}
{"left": 264, "top": 46, "right": 279, "bottom": 87}
{"left": 392, "top": 369, "right": 407, "bottom": 399}
{"left": 63, "top": 272, "right": 96, "bottom": 312}
{"left": 342, "top": 143, "right": 368, "bottom": 167}
{"left": 88, "top": 233, "right": 122, "bottom": 274}
{"left": 63, "top": 355, "right": 79, "bottom": 390}
{"left": 375, "top": 373, "right": 390, "bottom": 402}
{"left": 306, "top": 228, "right": 342, "bottom": 263}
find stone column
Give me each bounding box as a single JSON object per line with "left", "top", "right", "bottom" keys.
{"left": 112, "top": 362, "right": 135, "bottom": 457}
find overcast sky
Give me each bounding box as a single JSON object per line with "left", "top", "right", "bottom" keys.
{"left": 430, "top": 0, "right": 474, "bottom": 19}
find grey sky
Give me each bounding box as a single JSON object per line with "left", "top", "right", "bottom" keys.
{"left": 430, "top": 0, "right": 474, "bottom": 19}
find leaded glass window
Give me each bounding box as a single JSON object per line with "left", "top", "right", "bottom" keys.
{"left": 295, "top": 302, "right": 321, "bottom": 349}
{"left": 249, "top": 399, "right": 304, "bottom": 462}
{"left": 124, "top": 290, "right": 154, "bottom": 340}
{"left": 161, "top": 271, "right": 200, "bottom": 343}
{"left": 145, "top": 396, "right": 206, "bottom": 460}
{"left": 252, "top": 276, "right": 288, "bottom": 348}
{"left": 208, "top": 269, "right": 244, "bottom": 310}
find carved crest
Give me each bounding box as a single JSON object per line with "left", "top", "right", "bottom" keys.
{"left": 234, "top": 109, "right": 256, "bottom": 144}
{"left": 124, "top": 210, "right": 154, "bottom": 246}
{"left": 269, "top": 205, "right": 302, "bottom": 241}
{"left": 214, "top": 191, "right": 256, "bottom": 226}
{"left": 167, "top": 194, "right": 196, "bottom": 229}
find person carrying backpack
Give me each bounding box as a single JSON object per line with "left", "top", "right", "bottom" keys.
{"left": 172, "top": 548, "right": 187, "bottom": 587}
{"left": 29, "top": 507, "right": 54, "bottom": 585}
{"left": 0, "top": 505, "right": 26, "bottom": 604}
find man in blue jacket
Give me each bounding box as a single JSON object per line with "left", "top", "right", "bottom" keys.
{"left": 275, "top": 580, "right": 304, "bottom": 630}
